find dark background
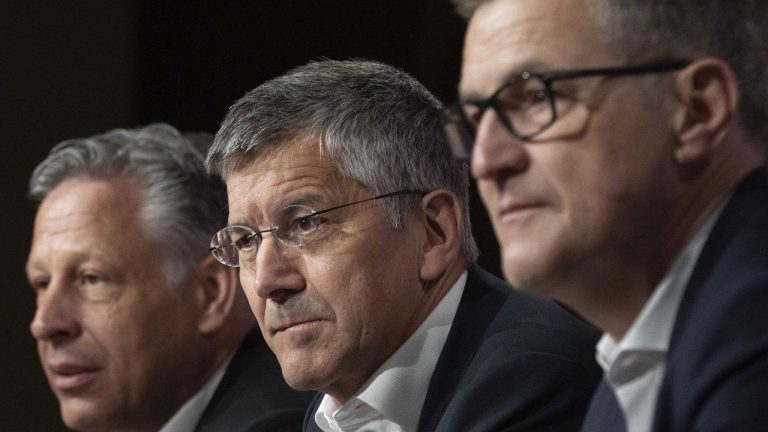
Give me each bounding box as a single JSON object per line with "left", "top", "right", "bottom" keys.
{"left": 1, "top": 1, "right": 500, "bottom": 430}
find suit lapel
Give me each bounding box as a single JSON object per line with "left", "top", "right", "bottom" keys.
{"left": 302, "top": 393, "right": 324, "bottom": 432}
{"left": 417, "top": 266, "right": 508, "bottom": 432}
{"left": 653, "top": 169, "right": 768, "bottom": 431}
{"left": 581, "top": 380, "right": 627, "bottom": 432}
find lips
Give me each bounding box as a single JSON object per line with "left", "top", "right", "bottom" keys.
{"left": 497, "top": 200, "right": 545, "bottom": 221}
{"left": 271, "top": 318, "right": 323, "bottom": 334}
{"left": 47, "top": 361, "right": 100, "bottom": 391}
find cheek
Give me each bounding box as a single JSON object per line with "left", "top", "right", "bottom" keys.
{"left": 537, "top": 137, "right": 622, "bottom": 220}
{"left": 307, "top": 254, "right": 385, "bottom": 343}
{"left": 477, "top": 180, "right": 497, "bottom": 212}
{"left": 241, "top": 279, "right": 265, "bottom": 318}
{"left": 98, "top": 311, "right": 151, "bottom": 385}
{"left": 102, "top": 295, "right": 191, "bottom": 385}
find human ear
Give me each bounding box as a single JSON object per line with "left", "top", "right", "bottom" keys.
{"left": 671, "top": 58, "right": 738, "bottom": 166}
{"left": 194, "top": 254, "right": 239, "bottom": 334}
{"left": 419, "top": 190, "right": 463, "bottom": 280}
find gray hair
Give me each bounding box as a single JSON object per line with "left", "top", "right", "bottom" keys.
{"left": 29, "top": 123, "right": 228, "bottom": 287}
{"left": 207, "top": 59, "right": 478, "bottom": 263}
{"left": 453, "top": 0, "right": 768, "bottom": 143}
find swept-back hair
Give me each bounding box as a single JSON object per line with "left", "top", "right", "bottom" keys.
{"left": 29, "top": 123, "right": 228, "bottom": 287}
{"left": 207, "top": 59, "right": 478, "bottom": 262}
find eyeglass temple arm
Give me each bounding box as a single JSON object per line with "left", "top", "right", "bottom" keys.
{"left": 310, "top": 190, "right": 427, "bottom": 217}
{"left": 542, "top": 60, "right": 691, "bottom": 81}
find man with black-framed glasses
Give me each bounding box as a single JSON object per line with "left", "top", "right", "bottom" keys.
{"left": 451, "top": 0, "right": 768, "bottom": 431}
{"left": 206, "top": 59, "right": 601, "bottom": 432}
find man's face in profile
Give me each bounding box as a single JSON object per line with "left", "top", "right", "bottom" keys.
{"left": 27, "top": 178, "right": 202, "bottom": 431}
{"left": 461, "top": 0, "right": 676, "bottom": 301}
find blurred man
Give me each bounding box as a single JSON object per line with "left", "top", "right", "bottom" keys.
{"left": 444, "top": 0, "right": 768, "bottom": 430}
{"left": 206, "top": 59, "right": 601, "bottom": 432}
{"left": 26, "top": 124, "right": 312, "bottom": 432}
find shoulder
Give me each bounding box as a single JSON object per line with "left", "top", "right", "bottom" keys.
{"left": 670, "top": 171, "right": 768, "bottom": 362}
{"left": 468, "top": 265, "right": 600, "bottom": 365}
{"left": 428, "top": 267, "right": 601, "bottom": 431}
{"left": 659, "top": 171, "right": 768, "bottom": 430}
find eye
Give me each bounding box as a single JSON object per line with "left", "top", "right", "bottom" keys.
{"left": 236, "top": 232, "right": 260, "bottom": 251}
{"left": 78, "top": 273, "right": 106, "bottom": 290}
{"left": 292, "top": 214, "right": 320, "bottom": 235}
{"left": 275, "top": 205, "right": 324, "bottom": 247}
{"left": 83, "top": 274, "right": 100, "bottom": 284}
{"left": 530, "top": 89, "right": 550, "bottom": 104}
{"left": 29, "top": 276, "right": 50, "bottom": 293}
{"left": 496, "top": 78, "right": 550, "bottom": 109}
{"left": 77, "top": 272, "right": 119, "bottom": 302}
{"left": 509, "top": 88, "right": 551, "bottom": 109}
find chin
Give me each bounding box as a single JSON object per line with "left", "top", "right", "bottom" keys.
{"left": 59, "top": 392, "right": 118, "bottom": 432}
{"left": 282, "top": 368, "right": 329, "bottom": 393}
{"left": 502, "top": 249, "right": 552, "bottom": 294}
{"left": 277, "top": 354, "right": 327, "bottom": 392}
{"left": 61, "top": 409, "right": 105, "bottom": 432}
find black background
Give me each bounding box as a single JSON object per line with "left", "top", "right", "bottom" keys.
{"left": 1, "top": 1, "right": 500, "bottom": 430}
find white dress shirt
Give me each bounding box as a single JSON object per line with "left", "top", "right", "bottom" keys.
{"left": 158, "top": 355, "right": 233, "bottom": 432}
{"left": 596, "top": 200, "right": 726, "bottom": 432}
{"left": 314, "top": 271, "right": 468, "bottom": 432}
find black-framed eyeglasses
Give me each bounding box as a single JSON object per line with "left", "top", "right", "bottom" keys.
{"left": 209, "top": 189, "right": 426, "bottom": 267}
{"left": 442, "top": 60, "right": 691, "bottom": 159}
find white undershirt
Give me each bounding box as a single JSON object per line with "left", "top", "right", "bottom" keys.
{"left": 158, "top": 355, "right": 233, "bottom": 432}
{"left": 314, "top": 272, "right": 467, "bottom": 432}
{"left": 596, "top": 199, "right": 726, "bottom": 432}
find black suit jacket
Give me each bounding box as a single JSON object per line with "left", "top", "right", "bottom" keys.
{"left": 583, "top": 170, "right": 768, "bottom": 431}
{"left": 194, "top": 328, "right": 314, "bottom": 432}
{"left": 303, "top": 266, "right": 601, "bottom": 431}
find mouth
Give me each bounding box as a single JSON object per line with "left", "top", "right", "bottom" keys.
{"left": 497, "top": 201, "right": 545, "bottom": 222}
{"left": 48, "top": 363, "right": 100, "bottom": 392}
{"left": 273, "top": 319, "right": 323, "bottom": 334}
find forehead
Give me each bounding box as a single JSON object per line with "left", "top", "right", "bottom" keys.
{"left": 461, "top": 0, "right": 620, "bottom": 97}
{"left": 27, "top": 178, "right": 150, "bottom": 269}
{"left": 225, "top": 140, "right": 352, "bottom": 221}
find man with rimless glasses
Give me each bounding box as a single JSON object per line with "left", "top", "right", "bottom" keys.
{"left": 448, "top": 0, "right": 768, "bottom": 431}
{"left": 206, "top": 59, "right": 601, "bottom": 432}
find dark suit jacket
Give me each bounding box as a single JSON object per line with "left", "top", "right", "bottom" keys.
{"left": 583, "top": 169, "right": 768, "bottom": 431}
{"left": 194, "top": 328, "right": 314, "bottom": 432}
{"left": 302, "top": 265, "right": 602, "bottom": 431}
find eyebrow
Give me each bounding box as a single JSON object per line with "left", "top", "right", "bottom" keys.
{"left": 459, "top": 60, "right": 553, "bottom": 103}
{"left": 227, "top": 192, "right": 328, "bottom": 227}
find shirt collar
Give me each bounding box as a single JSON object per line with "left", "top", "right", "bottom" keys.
{"left": 158, "top": 354, "right": 233, "bottom": 432}
{"left": 597, "top": 198, "right": 727, "bottom": 385}
{"left": 315, "top": 271, "right": 468, "bottom": 432}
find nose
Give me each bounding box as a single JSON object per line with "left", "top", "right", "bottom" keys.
{"left": 30, "top": 280, "right": 82, "bottom": 344}
{"left": 470, "top": 111, "right": 530, "bottom": 180}
{"left": 241, "top": 235, "right": 305, "bottom": 303}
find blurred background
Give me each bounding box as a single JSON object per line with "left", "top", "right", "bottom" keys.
{"left": 1, "top": 1, "right": 500, "bottom": 429}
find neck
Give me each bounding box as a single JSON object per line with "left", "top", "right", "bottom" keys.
{"left": 325, "top": 261, "right": 466, "bottom": 403}
{"left": 563, "top": 140, "right": 761, "bottom": 339}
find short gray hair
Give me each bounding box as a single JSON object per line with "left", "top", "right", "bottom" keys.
{"left": 29, "top": 123, "right": 228, "bottom": 287}
{"left": 453, "top": 0, "right": 768, "bottom": 143}
{"left": 207, "top": 59, "right": 478, "bottom": 262}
